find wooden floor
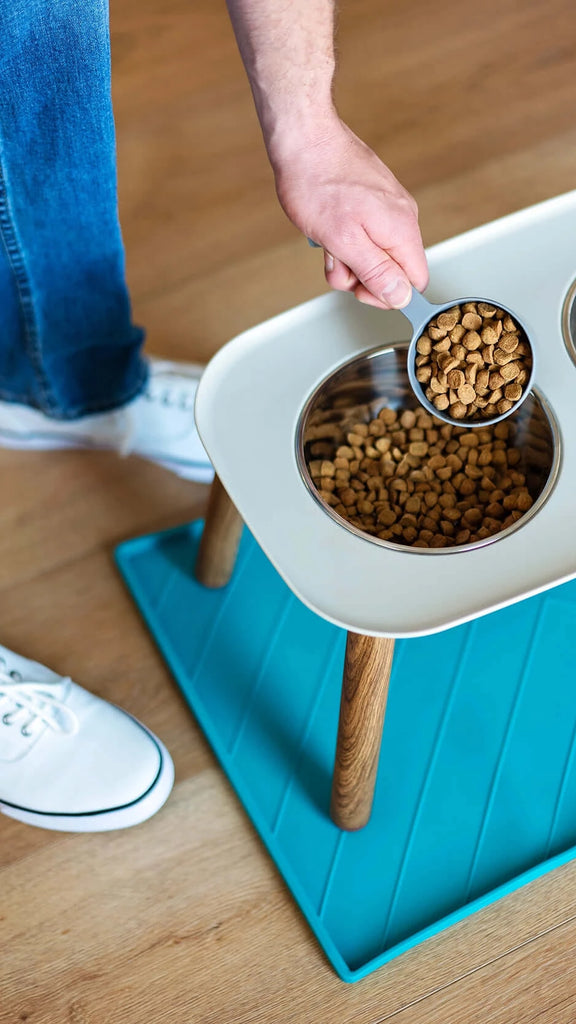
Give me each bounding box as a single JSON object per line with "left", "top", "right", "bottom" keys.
{"left": 3, "top": 0, "right": 576, "bottom": 1020}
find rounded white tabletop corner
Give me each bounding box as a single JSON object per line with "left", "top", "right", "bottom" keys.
{"left": 196, "top": 191, "right": 576, "bottom": 638}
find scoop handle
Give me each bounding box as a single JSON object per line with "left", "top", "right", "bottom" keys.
{"left": 401, "top": 290, "right": 439, "bottom": 333}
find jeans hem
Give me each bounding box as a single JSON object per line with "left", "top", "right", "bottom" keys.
{"left": 0, "top": 360, "right": 149, "bottom": 421}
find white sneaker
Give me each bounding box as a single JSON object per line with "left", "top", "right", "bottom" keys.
{"left": 0, "top": 645, "right": 174, "bottom": 832}
{"left": 0, "top": 357, "right": 214, "bottom": 483}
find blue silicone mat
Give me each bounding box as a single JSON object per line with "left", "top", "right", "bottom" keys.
{"left": 116, "top": 520, "right": 576, "bottom": 982}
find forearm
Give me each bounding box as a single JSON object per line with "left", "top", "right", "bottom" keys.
{"left": 225, "top": 0, "right": 338, "bottom": 165}
{"left": 226, "top": 0, "right": 428, "bottom": 309}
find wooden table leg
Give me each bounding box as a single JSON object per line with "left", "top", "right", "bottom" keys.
{"left": 330, "top": 632, "right": 395, "bottom": 831}
{"left": 194, "top": 475, "right": 244, "bottom": 588}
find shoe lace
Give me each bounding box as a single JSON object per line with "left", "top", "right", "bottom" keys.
{"left": 118, "top": 378, "right": 195, "bottom": 457}
{"left": 0, "top": 666, "right": 77, "bottom": 738}
{"left": 144, "top": 377, "right": 196, "bottom": 413}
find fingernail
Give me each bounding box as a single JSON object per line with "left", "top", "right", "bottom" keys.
{"left": 383, "top": 280, "right": 412, "bottom": 308}
{"left": 324, "top": 251, "right": 334, "bottom": 273}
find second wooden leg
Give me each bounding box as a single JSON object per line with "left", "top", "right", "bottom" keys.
{"left": 194, "top": 475, "right": 244, "bottom": 588}
{"left": 330, "top": 632, "right": 395, "bottom": 831}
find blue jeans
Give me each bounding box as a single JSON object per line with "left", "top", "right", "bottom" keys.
{"left": 0, "top": 0, "right": 147, "bottom": 419}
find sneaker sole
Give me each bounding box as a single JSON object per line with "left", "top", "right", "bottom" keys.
{"left": 0, "top": 727, "right": 175, "bottom": 833}
{"left": 0, "top": 429, "right": 214, "bottom": 484}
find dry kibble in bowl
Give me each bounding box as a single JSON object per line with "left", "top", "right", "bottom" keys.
{"left": 305, "top": 403, "right": 536, "bottom": 549}
{"left": 413, "top": 302, "right": 533, "bottom": 422}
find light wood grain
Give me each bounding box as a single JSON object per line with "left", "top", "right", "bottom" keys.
{"left": 2, "top": 0, "right": 576, "bottom": 1019}
{"left": 331, "top": 634, "right": 395, "bottom": 831}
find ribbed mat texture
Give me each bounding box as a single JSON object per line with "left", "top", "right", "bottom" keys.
{"left": 116, "top": 521, "right": 576, "bottom": 981}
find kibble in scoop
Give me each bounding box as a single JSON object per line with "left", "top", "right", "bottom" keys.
{"left": 414, "top": 303, "right": 532, "bottom": 422}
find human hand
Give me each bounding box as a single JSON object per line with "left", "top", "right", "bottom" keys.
{"left": 272, "top": 117, "right": 429, "bottom": 309}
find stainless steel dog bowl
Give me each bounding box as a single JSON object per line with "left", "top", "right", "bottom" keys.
{"left": 296, "top": 342, "right": 560, "bottom": 556}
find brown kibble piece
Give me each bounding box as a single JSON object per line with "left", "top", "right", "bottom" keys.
{"left": 433, "top": 393, "right": 450, "bottom": 411}
{"left": 457, "top": 384, "right": 476, "bottom": 405}
{"left": 428, "top": 326, "right": 448, "bottom": 342}
{"left": 489, "top": 371, "right": 505, "bottom": 390}
{"left": 494, "top": 347, "right": 519, "bottom": 366}
{"left": 478, "top": 302, "right": 497, "bottom": 317}
{"left": 462, "top": 312, "right": 482, "bottom": 331}
{"left": 336, "top": 446, "right": 354, "bottom": 460}
{"left": 499, "top": 333, "right": 519, "bottom": 354}
{"left": 368, "top": 419, "right": 386, "bottom": 437}
{"left": 451, "top": 402, "right": 468, "bottom": 419}
{"left": 409, "top": 441, "right": 429, "bottom": 456}
{"left": 500, "top": 362, "right": 521, "bottom": 382}
{"left": 416, "top": 365, "right": 433, "bottom": 384}
{"left": 447, "top": 369, "right": 465, "bottom": 389}
{"left": 319, "top": 490, "right": 337, "bottom": 505}
{"left": 400, "top": 410, "right": 417, "bottom": 429}
{"left": 450, "top": 324, "right": 466, "bottom": 344}
{"left": 516, "top": 492, "right": 533, "bottom": 511}
{"left": 433, "top": 338, "right": 452, "bottom": 353}
{"left": 465, "top": 363, "right": 478, "bottom": 386}
{"left": 430, "top": 376, "right": 448, "bottom": 395}
{"left": 440, "top": 355, "right": 460, "bottom": 374}
{"left": 463, "top": 508, "right": 482, "bottom": 526}
{"left": 466, "top": 350, "right": 484, "bottom": 365}
{"left": 437, "top": 308, "right": 460, "bottom": 331}
{"left": 463, "top": 331, "right": 482, "bottom": 351}
{"left": 347, "top": 432, "right": 365, "bottom": 447}
{"left": 459, "top": 478, "right": 476, "bottom": 496}
{"left": 481, "top": 325, "right": 498, "bottom": 346}
{"left": 416, "top": 336, "right": 432, "bottom": 356}
{"left": 504, "top": 383, "right": 522, "bottom": 402}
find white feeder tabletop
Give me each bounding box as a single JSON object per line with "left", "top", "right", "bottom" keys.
{"left": 196, "top": 192, "right": 576, "bottom": 638}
